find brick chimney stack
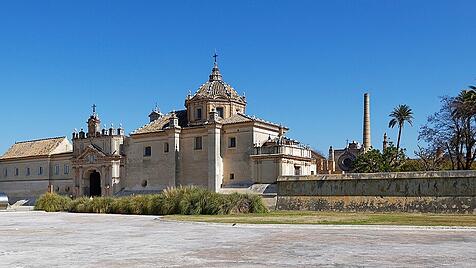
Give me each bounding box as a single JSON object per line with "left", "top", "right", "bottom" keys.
{"left": 363, "top": 93, "right": 371, "bottom": 152}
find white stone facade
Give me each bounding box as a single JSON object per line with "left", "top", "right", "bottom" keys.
{"left": 0, "top": 61, "right": 318, "bottom": 202}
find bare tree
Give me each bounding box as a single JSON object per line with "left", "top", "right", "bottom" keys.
{"left": 419, "top": 88, "right": 476, "bottom": 170}
{"left": 414, "top": 145, "right": 446, "bottom": 171}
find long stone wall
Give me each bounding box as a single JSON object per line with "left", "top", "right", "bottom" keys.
{"left": 277, "top": 171, "right": 476, "bottom": 214}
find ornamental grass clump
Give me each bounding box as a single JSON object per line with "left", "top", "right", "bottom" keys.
{"left": 34, "top": 192, "right": 71, "bottom": 212}
{"left": 90, "top": 197, "right": 114, "bottom": 214}
{"left": 68, "top": 197, "right": 92, "bottom": 213}
{"left": 161, "top": 186, "right": 195, "bottom": 215}
{"left": 220, "top": 193, "right": 268, "bottom": 214}
{"left": 110, "top": 196, "right": 134, "bottom": 214}
{"left": 178, "top": 187, "right": 223, "bottom": 215}
{"left": 36, "top": 186, "right": 268, "bottom": 215}
{"left": 127, "top": 195, "right": 153, "bottom": 215}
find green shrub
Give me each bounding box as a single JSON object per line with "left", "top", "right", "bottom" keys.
{"left": 247, "top": 194, "right": 268, "bottom": 214}
{"left": 111, "top": 196, "right": 134, "bottom": 214}
{"left": 68, "top": 197, "right": 92, "bottom": 213}
{"left": 129, "top": 195, "right": 153, "bottom": 215}
{"left": 161, "top": 186, "right": 194, "bottom": 214}
{"left": 90, "top": 197, "right": 114, "bottom": 214}
{"left": 178, "top": 187, "right": 223, "bottom": 215}
{"left": 147, "top": 194, "right": 166, "bottom": 215}
{"left": 37, "top": 186, "right": 268, "bottom": 215}
{"left": 35, "top": 193, "right": 72, "bottom": 212}
{"left": 220, "top": 193, "right": 268, "bottom": 214}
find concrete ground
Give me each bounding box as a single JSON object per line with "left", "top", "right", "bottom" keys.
{"left": 0, "top": 212, "right": 475, "bottom": 268}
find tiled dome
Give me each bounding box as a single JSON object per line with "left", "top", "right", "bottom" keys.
{"left": 190, "top": 63, "right": 246, "bottom": 104}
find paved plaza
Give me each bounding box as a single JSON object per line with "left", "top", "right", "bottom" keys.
{"left": 1, "top": 211, "right": 475, "bottom": 267}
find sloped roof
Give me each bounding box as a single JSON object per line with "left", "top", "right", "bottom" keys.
{"left": 0, "top": 137, "right": 69, "bottom": 160}
{"left": 132, "top": 110, "right": 187, "bottom": 135}
{"left": 221, "top": 113, "right": 286, "bottom": 129}
{"left": 133, "top": 111, "right": 285, "bottom": 135}
{"left": 220, "top": 113, "right": 253, "bottom": 124}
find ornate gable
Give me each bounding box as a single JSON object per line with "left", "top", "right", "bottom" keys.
{"left": 74, "top": 145, "right": 109, "bottom": 165}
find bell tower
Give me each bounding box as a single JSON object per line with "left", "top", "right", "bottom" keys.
{"left": 87, "top": 104, "right": 101, "bottom": 137}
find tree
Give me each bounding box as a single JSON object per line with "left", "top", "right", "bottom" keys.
{"left": 414, "top": 145, "right": 448, "bottom": 171}
{"left": 352, "top": 143, "right": 408, "bottom": 173}
{"left": 419, "top": 87, "right": 476, "bottom": 170}
{"left": 388, "top": 104, "right": 414, "bottom": 153}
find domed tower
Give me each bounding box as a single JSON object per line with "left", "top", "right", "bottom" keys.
{"left": 185, "top": 54, "right": 246, "bottom": 125}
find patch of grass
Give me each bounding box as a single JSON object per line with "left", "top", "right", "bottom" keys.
{"left": 164, "top": 211, "right": 476, "bottom": 227}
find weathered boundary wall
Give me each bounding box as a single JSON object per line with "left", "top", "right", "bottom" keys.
{"left": 277, "top": 171, "right": 476, "bottom": 214}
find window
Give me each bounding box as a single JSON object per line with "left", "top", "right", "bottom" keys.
{"left": 26, "top": 167, "right": 30, "bottom": 176}
{"left": 64, "top": 165, "right": 69, "bottom": 174}
{"left": 55, "top": 165, "right": 60, "bottom": 175}
{"left": 38, "top": 166, "right": 43, "bottom": 175}
{"left": 216, "top": 107, "right": 224, "bottom": 118}
{"left": 3, "top": 168, "right": 7, "bottom": 177}
{"left": 311, "top": 171, "right": 315, "bottom": 175}
{"left": 164, "top": 142, "right": 169, "bottom": 153}
{"left": 294, "top": 166, "right": 301, "bottom": 176}
{"left": 229, "top": 137, "right": 236, "bottom": 148}
{"left": 87, "top": 154, "right": 96, "bottom": 164}
{"left": 194, "top": 137, "right": 202, "bottom": 150}
{"left": 230, "top": 173, "right": 235, "bottom": 180}
{"left": 144, "top": 146, "right": 152, "bottom": 157}
{"left": 15, "top": 168, "right": 19, "bottom": 176}
{"left": 196, "top": 108, "right": 202, "bottom": 120}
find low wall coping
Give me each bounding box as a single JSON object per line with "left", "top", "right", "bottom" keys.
{"left": 278, "top": 170, "right": 476, "bottom": 182}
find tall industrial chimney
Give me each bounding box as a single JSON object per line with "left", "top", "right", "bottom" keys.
{"left": 363, "top": 93, "right": 371, "bottom": 152}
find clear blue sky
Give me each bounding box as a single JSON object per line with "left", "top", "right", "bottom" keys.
{"left": 0, "top": 1, "right": 475, "bottom": 156}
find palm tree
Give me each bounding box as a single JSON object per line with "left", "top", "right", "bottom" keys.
{"left": 388, "top": 104, "right": 414, "bottom": 152}
{"left": 451, "top": 87, "right": 476, "bottom": 169}
{"left": 453, "top": 87, "right": 476, "bottom": 120}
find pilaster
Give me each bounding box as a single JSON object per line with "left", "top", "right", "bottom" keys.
{"left": 207, "top": 110, "right": 223, "bottom": 192}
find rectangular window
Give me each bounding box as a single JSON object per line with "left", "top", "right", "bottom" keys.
{"left": 230, "top": 173, "right": 235, "bottom": 180}
{"left": 294, "top": 166, "right": 301, "bottom": 176}
{"left": 3, "top": 168, "right": 7, "bottom": 177}
{"left": 196, "top": 108, "right": 202, "bottom": 120}
{"left": 311, "top": 171, "right": 315, "bottom": 175}
{"left": 216, "top": 107, "right": 224, "bottom": 118}
{"left": 164, "top": 142, "right": 169, "bottom": 153}
{"left": 194, "top": 137, "right": 202, "bottom": 150}
{"left": 55, "top": 165, "right": 60, "bottom": 175}
{"left": 26, "top": 167, "right": 30, "bottom": 176}
{"left": 39, "top": 166, "right": 43, "bottom": 175}
{"left": 229, "top": 137, "right": 236, "bottom": 148}
{"left": 15, "top": 168, "right": 19, "bottom": 176}
{"left": 64, "top": 165, "right": 69, "bottom": 174}
{"left": 144, "top": 146, "right": 152, "bottom": 157}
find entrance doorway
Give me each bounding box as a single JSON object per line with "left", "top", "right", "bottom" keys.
{"left": 89, "top": 171, "right": 101, "bottom": 197}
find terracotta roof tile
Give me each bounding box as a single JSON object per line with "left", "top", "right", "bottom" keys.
{"left": 0, "top": 137, "right": 69, "bottom": 160}
{"left": 132, "top": 110, "right": 187, "bottom": 135}
{"left": 222, "top": 113, "right": 285, "bottom": 128}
